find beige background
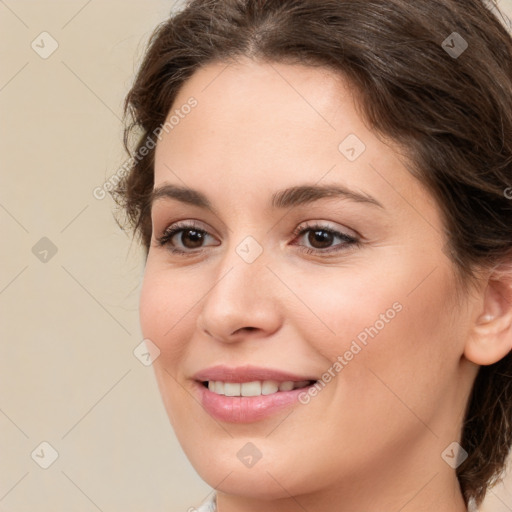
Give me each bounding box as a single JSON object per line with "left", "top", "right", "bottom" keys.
{"left": 1, "top": 1, "right": 511, "bottom": 511}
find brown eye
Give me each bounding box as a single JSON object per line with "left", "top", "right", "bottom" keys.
{"left": 156, "top": 221, "right": 219, "bottom": 254}
{"left": 307, "top": 229, "right": 335, "bottom": 249}
{"left": 291, "top": 223, "right": 359, "bottom": 255}
{"left": 177, "top": 229, "right": 207, "bottom": 249}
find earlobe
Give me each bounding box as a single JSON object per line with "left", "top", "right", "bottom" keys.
{"left": 464, "top": 270, "right": 512, "bottom": 366}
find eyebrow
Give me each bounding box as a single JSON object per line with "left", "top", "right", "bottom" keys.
{"left": 149, "top": 183, "right": 384, "bottom": 212}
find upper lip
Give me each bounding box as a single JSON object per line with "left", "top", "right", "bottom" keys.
{"left": 193, "top": 365, "right": 318, "bottom": 383}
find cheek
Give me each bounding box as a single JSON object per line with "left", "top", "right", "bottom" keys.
{"left": 139, "top": 268, "right": 196, "bottom": 366}
{"left": 278, "top": 261, "right": 406, "bottom": 359}
{"left": 138, "top": 268, "right": 198, "bottom": 428}
{"left": 279, "top": 262, "right": 461, "bottom": 474}
{"left": 286, "top": 257, "right": 460, "bottom": 406}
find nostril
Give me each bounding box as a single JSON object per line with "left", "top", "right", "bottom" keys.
{"left": 233, "top": 327, "right": 257, "bottom": 334}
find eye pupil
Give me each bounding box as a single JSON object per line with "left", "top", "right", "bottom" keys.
{"left": 308, "top": 229, "right": 333, "bottom": 249}
{"left": 181, "top": 229, "right": 204, "bottom": 248}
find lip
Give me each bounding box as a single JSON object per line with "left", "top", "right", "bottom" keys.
{"left": 193, "top": 364, "right": 318, "bottom": 383}
{"left": 192, "top": 365, "right": 318, "bottom": 423}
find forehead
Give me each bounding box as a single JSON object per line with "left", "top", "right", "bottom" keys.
{"left": 156, "top": 59, "right": 364, "bottom": 158}
{"left": 159, "top": 62, "right": 360, "bottom": 167}
{"left": 152, "top": 58, "right": 434, "bottom": 220}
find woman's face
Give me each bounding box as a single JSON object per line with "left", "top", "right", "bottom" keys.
{"left": 140, "top": 59, "right": 479, "bottom": 506}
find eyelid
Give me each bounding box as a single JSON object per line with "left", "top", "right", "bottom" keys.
{"left": 291, "top": 220, "right": 359, "bottom": 239}
{"left": 156, "top": 219, "right": 216, "bottom": 242}
{"left": 155, "top": 218, "right": 214, "bottom": 237}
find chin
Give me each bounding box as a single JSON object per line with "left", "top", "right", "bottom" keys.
{"left": 201, "top": 466, "right": 306, "bottom": 501}
{"left": 183, "top": 438, "right": 319, "bottom": 500}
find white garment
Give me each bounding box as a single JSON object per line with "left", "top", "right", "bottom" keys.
{"left": 195, "top": 492, "right": 217, "bottom": 512}
{"left": 468, "top": 496, "right": 479, "bottom": 512}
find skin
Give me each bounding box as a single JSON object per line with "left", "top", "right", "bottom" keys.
{"left": 139, "top": 58, "right": 512, "bottom": 512}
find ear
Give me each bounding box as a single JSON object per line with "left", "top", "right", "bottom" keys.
{"left": 464, "top": 262, "right": 512, "bottom": 366}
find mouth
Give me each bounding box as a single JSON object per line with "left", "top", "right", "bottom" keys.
{"left": 200, "top": 379, "right": 317, "bottom": 397}
{"left": 192, "top": 366, "right": 319, "bottom": 423}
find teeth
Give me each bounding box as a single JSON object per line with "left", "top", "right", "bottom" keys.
{"left": 206, "top": 379, "right": 313, "bottom": 397}
{"left": 261, "top": 380, "right": 279, "bottom": 395}
{"left": 214, "top": 381, "right": 224, "bottom": 395}
{"left": 279, "top": 381, "right": 294, "bottom": 391}
{"left": 241, "top": 381, "right": 261, "bottom": 397}
{"left": 224, "top": 382, "right": 241, "bottom": 396}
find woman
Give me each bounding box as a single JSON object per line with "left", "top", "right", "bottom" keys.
{"left": 111, "top": 1, "right": 512, "bottom": 510}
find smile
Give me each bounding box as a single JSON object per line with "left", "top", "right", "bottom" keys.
{"left": 203, "top": 380, "right": 315, "bottom": 397}
{"left": 193, "top": 365, "right": 319, "bottom": 422}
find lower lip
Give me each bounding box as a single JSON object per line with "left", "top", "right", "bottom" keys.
{"left": 195, "top": 381, "right": 314, "bottom": 423}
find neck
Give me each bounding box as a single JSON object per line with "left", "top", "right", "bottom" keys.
{"left": 216, "top": 453, "right": 469, "bottom": 512}
{"left": 217, "top": 480, "right": 468, "bottom": 512}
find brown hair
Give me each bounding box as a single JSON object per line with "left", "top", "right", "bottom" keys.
{"left": 111, "top": 0, "right": 512, "bottom": 507}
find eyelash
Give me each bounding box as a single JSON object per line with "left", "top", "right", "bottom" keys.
{"left": 155, "top": 220, "right": 360, "bottom": 256}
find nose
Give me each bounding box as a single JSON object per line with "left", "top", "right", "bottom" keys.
{"left": 196, "top": 248, "right": 282, "bottom": 343}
